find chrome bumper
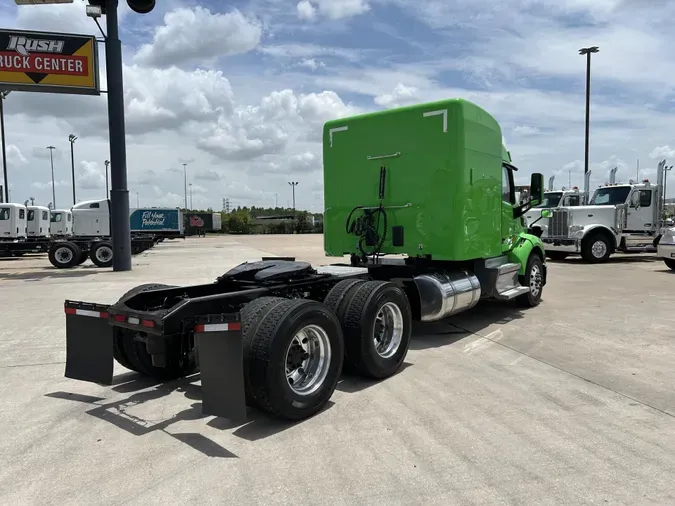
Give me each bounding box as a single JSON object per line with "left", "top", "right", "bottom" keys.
{"left": 541, "top": 237, "right": 580, "bottom": 253}
{"left": 656, "top": 243, "right": 675, "bottom": 260}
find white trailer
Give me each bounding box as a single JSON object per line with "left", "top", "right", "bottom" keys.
{"left": 26, "top": 206, "right": 51, "bottom": 239}
{"left": 49, "top": 209, "right": 73, "bottom": 237}
{"left": 0, "top": 203, "right": 27, "bottom": 240}
{"left": 541, "top": 159, "right": 668, "bottom": 262}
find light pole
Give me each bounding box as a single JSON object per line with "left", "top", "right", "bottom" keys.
{"left": 664, "top": 165, "right": 672, "bottom": 214}
{"left": 579, "top": 46, "right": 599, "bottom": 175}
{"left": 183, "top": 162, "right": 188, "bottom": 209}
{"left": 288, "top": 181, "right": 298, "bottom": 212}
{"left": 46, "top": 145, "right": 56, "bottom": 208}
{"left": 189, "top": 183, "right": 193, "bottom": 209}
{"left": 0, "top": 90, "right": 10, "bottom": 203}
{"left": 69, "top": 133, "right": 77, "bottom": 204}
{"left": 104, "top": 159, "right": 110, "bottom": 198}
{"left": 275, "top": 193, "right": 278, "bottom": 208}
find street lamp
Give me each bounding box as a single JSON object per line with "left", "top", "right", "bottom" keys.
{"left": 664, "top": 165, "right": 672, "bottom": 213}
{"left": 183, "top": 163, "right": 188, "bottom": 209}
{"left": 288, "top": 181, "right": 298, "bottom": 212}
{"left": 0, "top": 90, "right": 10, "bottom": 203}
{"left": 104, "top": 159, "right": 110, "bottom": 198}
{"left": 69, "top": 133, "right": 77, "bottom": 204}
{"left": 579, "top": 46, "right": 599, "bottom": 175}
{"left": 46, "top": 145, "right": 56, "bottom": 208}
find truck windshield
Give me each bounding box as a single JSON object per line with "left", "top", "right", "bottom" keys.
{"left": 27, "top": 210, "right": 35, "bottom": 221}
{"left": 535, "top": 192, "right": 562, "bottom": 208}
{"left": 51, "top": 213, "right": 62, "bottom": 223}
{"left": 589, "top": 187, "right": 631, "bottom": 205}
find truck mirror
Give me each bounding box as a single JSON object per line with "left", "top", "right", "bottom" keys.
{"left": 541, "top": 210, "right": 552, "bottom": 218}
{"left": 530, "top": 173, "right": 544, "bottom": 206}
{"left": 630, "top": 191, "right": 640, "bottom": 208}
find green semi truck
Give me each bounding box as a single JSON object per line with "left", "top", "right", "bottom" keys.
{"left": 61, "top": 98, "right": 548, "bottom": 423}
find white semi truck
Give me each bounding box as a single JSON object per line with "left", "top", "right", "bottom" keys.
{"left": 541, "top": 159, "right": 668, "bottom": 262}
{"left": 49, "top": 209, "right": 73, "bottom": 238}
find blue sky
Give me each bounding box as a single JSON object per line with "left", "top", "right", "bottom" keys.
{"left": 0, "top": 0, "right": 674, "bottom": 211}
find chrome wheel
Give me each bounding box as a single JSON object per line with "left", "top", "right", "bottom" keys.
{"left": 55, "top": 247, "right": 73, "bottom": 264}
{"left": 529, "top": 263, "right": 543, "bottom": 297}
{"left": 373, "top": 302, "right": 404, "bottom": 359}
{"left": 591, "top": 240, "right": 607, "bottom": 258}
{"left": 95, "top": 245, "right": 113, "bottom": 263}
{"left": 285, "top": 324, "right": 331, "bottom": 396}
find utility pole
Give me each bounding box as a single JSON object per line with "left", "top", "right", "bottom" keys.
{"left": 579, "top": 46, "right": 599, "bottom": 175}
{"left": 46, "top": 145, "right": 56, "bottom": 208}
{"left": 69, "top": 133, "right": 78, "bottom": 204}
{"left": 183, "top": 163, "right": 188, "bottom": 209}
{"left": 104, "top": 159, "right": 110, "bottom": 198}
{"left": 0, "top": 90, "right": 9, "bottom": 204}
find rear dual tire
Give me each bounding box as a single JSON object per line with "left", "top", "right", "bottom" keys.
{"left": 324, "top": 279, "right": 412, "bottom": 379}
{"left": 242, "top": 298, "right": 344, "bottom": 420}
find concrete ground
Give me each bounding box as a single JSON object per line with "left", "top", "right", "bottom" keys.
{"left": 1, "top": 235, "right": 674, "bottom": 505}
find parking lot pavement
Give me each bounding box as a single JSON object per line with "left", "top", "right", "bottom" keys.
{"left": 1, "top": 235, "right": 674, "bottom": 505}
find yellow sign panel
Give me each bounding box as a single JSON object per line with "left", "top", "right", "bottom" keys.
{"left": 0, "top": 28, "right": 100, "bottom": 95}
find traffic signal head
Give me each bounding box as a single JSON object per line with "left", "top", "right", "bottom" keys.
{"left": 87, "top": 1, "right": 155, "bottom": 15}
{"left": 126, "top": 0, "right": 155, "bottom": 13}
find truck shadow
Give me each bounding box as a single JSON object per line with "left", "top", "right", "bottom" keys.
{"left": 43, "top": 300, "right": 526, "bottom": 458}
{"left": 0, "top": 264, "right": 114, "bottom": 281}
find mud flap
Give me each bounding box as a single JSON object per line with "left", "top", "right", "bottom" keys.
{"left": 64, "top": 301, "right": 114, "bottom": 385}
{"left": 193, "top": 313, "right": 246, "bottom": 423}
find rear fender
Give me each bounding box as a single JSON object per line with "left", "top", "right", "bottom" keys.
{"left": 64, "top": 300, "right": 114, "bottom": 385}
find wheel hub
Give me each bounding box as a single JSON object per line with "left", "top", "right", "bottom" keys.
{"left": 592, "top": 240, "right": 607, "bottom": 258}
{"left": 56, "top": 247, "right": 72, "bottom": 263}
{"left": 284, "top": 324, "right": 331, "bottom": 396}
{"left": 373, "top": 302, "right": 404, "bottom": 359}
{"left": 529, "top": 264, "right": 542, "bottom": 296}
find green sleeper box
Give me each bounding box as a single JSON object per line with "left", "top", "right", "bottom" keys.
{"left": 322, "top": 98, "right": 510, "bottom": 262}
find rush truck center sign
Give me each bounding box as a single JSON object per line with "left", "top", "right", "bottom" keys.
{"left": 0, "top": 28, "right": 100, "bottom": 95}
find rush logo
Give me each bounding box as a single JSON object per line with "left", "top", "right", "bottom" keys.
{"left": 7, "top": 35, "right": 64, "bottom": 56}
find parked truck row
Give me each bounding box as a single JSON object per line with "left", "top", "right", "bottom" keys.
{"left": 523, "top": 161, "right": 674, "bottom": 269}
{"left": 0, "top": 199, "right": 188, "bottom": 267}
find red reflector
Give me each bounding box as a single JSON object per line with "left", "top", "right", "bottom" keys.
{"left": 141, "top": 320, "right": 155, "bottom": 328}
{"left": 194, "top": 324, "right": 205, "bottom": 333}
{"left": 114, "top": 314, "right": 126, "bottom": 322}
{"left": 229, "top": 322, "right": 241, "bottom": 331}
{"left": 100, "top": 312, "right": 109, "bottom": 319}
{"left": 65, "top": 307, "right": 76, "bottom": 315}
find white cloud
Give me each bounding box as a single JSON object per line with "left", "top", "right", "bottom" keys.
{"left": 297, "top": 1, "right": 316, "bottom": 20}
{"left": 297, "top": 58, "right": 326, "bottom": 70}
{"left": 134, "top": 7, "right": 263, "bottom": 68}
{"left": 7, "top": 145, "right": 27, "bottom": 165}
{"left": 650, "top": 146, "right": 675, "bottom": 160}
{"left": 77, "top": 161, "right": 106, "bottom": 190}
{"left": 374, "top": 83, "right": 419, "bottom": 108}
{"left": 296, "top": 0, "right": 371, "bottom": 20}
